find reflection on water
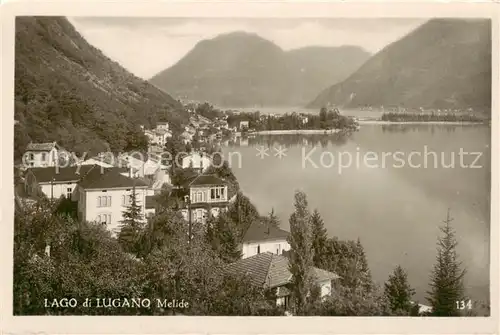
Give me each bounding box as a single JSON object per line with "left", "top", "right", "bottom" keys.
{"left": 227, "top": 133, "right": 350, "bottom": 149}
{"left": 221, "top": 124, "right": 491, "bottom": 304}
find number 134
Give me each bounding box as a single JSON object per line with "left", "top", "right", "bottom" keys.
{"left": 456, "top": 300, "right": 472, "bottom": 310}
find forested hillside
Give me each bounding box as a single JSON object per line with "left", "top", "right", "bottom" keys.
{"left": 15, "top": 16, "right": 187, "bottom": 159}
{"left": 308, "top": 19, "right": 491, "bottom": 112}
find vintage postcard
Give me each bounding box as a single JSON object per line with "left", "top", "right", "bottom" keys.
{"left": 1, "top": 0, "right": 498, "bottom": 334}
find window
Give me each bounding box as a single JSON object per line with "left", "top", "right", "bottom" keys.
{"left": 41, "top": 152, "right": 47, "bottom": 161}
{"left": 257, "top": 245, "right": 261, "bottom": 254}
{"left": 29, "top": 153, "right": 34, "bottom": 160}
{"left": 275, "top": 244, "right": 281, "bottom": 255}
{"left": 211, "top": 187, "right": 226, "bottom": 201}
{"left": 66, "top": 187, "right": 72, "bottom": 199}
{"left": 252, "top": 246, "right": 259, "bottom": 255}
{"left": 97, "top": 213, "right": 111, "bottom": 225}
{"left": 97, "top": 196, "right": 112, "bottom": 207}
{"left": 122, "top": 195, "right": 132, "bottom": 206}
{"left": 197, "top": 191, "right": 202, "bottom": 203}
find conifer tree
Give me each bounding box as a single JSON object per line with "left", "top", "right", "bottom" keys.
{"left": 384, "top": 265, "right": 416, "bottom": 315}
{"left": 118, "top": 187, "right": 144, "bottom": 254}
{"left": 426, "top": 210, "right": 466, "bottom": 316}
{"left": 287, "top": 190, "right": 315, "bottom": 315}
{"left": 267, "top": 208, "right": 280, "bottom": 228}
{"left": 310, "top": 209, "right": 328, "bottom": 269}
{"left": 355, "top": 238, "right": 373, "bottom": 294}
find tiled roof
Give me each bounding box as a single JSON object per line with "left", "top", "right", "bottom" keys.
{"left": 226, "top": 252, "right": 274, "bottom": 287}
{"left": 242, "top": 222, "right": 290, "bottom": 243}
{"left": 26, "top": 142, "right": 58, "bottom": 151}
{"left": 79, "top": 167, "right": 148, "bottom": 190}
{"left": 226, "top": 252, "right": 339, "bottom": 289}
{"left": 27, "top": 165, "right": 98, "bottom": 183}
{"left": 184, "top": 174, "right": 227, "bottom": 187}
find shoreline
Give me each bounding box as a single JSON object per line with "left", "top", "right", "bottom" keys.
{"left": 357, "top": 120, "right": 488, "bottom": 125}
{"left": 253, "top": 129, "right": 343, "bottom": 135}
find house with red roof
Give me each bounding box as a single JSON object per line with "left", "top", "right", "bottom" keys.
{"left": 226, "top": 252, "right": 339, "bottom": 310}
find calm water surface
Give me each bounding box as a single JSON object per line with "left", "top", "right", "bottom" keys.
{"left": 221, "top": 124, "right": 491, "bottom": 304}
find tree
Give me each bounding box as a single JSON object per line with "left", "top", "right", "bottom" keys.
{"left": 267, "top": 208, "right": 280, "bottom": 228}
{"left": 118, "top": 187, "right": 144, "bottom": 255}
{"left": 353, "top": 238, "right": 373, "bottom": 294}
{"left": 215, "top": 214, "right": 242, "bottom": 263}
{"left": 310, "top": 209, "right": 328, "bottom": 269}
{"left": 384, "top": 265, "right": 416, "bottom": 315}
{"left": 13, "top": 205, "right": 144, "bottom": 315}
{"left": 426, "top": 210, "right": 466, "bottom": 316}
{"left": 227, "top": 192, "right": 260, "bottom": 238}
{"left": 164, "top": 135, "right": 186, "bottom": 171}
{"left": 287, "top": 190, "right": 316, "bottom": 315}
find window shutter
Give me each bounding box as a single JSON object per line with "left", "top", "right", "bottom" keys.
{"left": 108, "top": 196, "right": 112, "bottom": 206}
{"left": 97, "top": 196, "right": 100, "bottom": 207}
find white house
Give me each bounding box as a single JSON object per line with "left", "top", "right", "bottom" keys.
{"left": 24, "top": 142, "right": 61, "bottom": 168}
{"left": 240, "top": 222, "right": 291, "bottom": 259}
{"left": 226, "top": 252, "right": 339, "bottom": 310}
{"left": 156, "top": 122, "right": 169, "bottom": 131}
{"left": 145, "top": 128, "right": 172, "bottom": 146}
{"left": 77, "top": 167, "right": 155, "bottom": 235}
{"left": 119, "top": 152, "right": 168, "bottom": 178}
{"left": 23, "top": 165, "right": 131, "bottom": 201}
{"left": 181, "top": 151, "right": 212, "bottom": 171}
{"left": 180, "top": 174, "right": 229, "bottom": 224}
{"left": 239, "top": 121, "right": 249, "bottom": 130}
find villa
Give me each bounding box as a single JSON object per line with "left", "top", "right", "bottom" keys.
{"left": 23, "top": 141, "right": 62, "bottom": 168}
{"left": 180, "top": 174, "right": 229, "bottom": 224}
{"left": 240, "top": 222, "right": 291, "bottom": 259}
{"left": 77, "top": 166, "right": 154, "bottom": 234}
{"left": 226, "top": 252, "right": 339, "bottom": 310}
{"left": 181, "top": 151, "right": 212, "bottom": 172}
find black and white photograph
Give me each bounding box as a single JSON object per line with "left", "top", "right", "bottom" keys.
{"left": 1, "top": 1, "right": 498, "bottom": 331}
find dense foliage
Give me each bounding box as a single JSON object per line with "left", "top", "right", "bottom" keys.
{"left": 226, "top": 108, "right": 358, "bottom": 131}
{"left": 287, "top": 191, "right": 316, "bottom": 315}
{"left": 13, "top": 199, "right": 281, "bottom": 315}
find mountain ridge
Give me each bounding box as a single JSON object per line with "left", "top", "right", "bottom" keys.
{"left": 150, "top": 32, "right": 371, "bottom": 107}
{"left": 307, "top": 18, "right": 492, "bottom": 111}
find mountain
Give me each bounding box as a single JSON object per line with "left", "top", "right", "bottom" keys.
{"left": 308, "top": 19, "right": 492, "bottom": 111}
{"left": 149, "top": 31, "right": 370, "bottom": 107}
{"left": 14, "top": 17, "right": 186, "bottom": 159}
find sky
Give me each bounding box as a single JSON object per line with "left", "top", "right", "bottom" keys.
{"left": 69, "top": 17, "right": 427, "bottom": 79}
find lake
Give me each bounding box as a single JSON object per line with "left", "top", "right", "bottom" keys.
{"left": 221, "top": 123, "right": 491, "bottom": 305}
